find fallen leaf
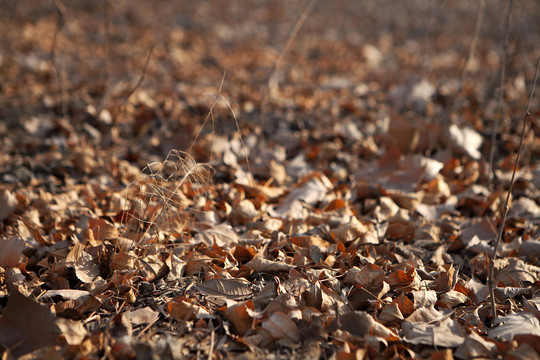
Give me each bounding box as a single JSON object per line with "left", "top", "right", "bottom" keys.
{"left": 447, "top": 124, "right": 483, "bottom": 160}
{"left": 244, "top": 256, "right": 295, "bottom": 274}
{"left": 454, "top": 331, "right": 498, "bottom": 359}
{"left": 89, "top": 218, "right": 119, "bottom": 241}
{"left": 56, "top": 318, "right": 87, "bottom": 346}
{"left": 196, "top": 278, "right": 253, "bottom": 300}
{"left": 124, "top": 307, "right": 159, "bottom": 326}
{"left": 0, "top": 189, "right": 18, "bottom": 220}
{"left": 0, "top": 286, "right": 60, "bottom": 358}
{"left": 402, "top": 317, "right": 465, "bottom": 347}
{"left": 0, "top": 237, "right": 26, "bottom": 268}
{"left": 488, "top": 312, "right": 540, "bottom": 341}
{"left": 261, "top": 311, "right": 300, "bottom": 342}
{"left": 225, "top": 300, "right": 255, "bottom": 336}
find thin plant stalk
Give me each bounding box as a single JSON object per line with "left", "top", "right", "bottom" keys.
{"left": 257, "top": 0, "right": 318, "bottom": 144}
{"left": 488, "top": 0, "right": 514, "bottom": 189}
{"left": 51, "top": 0, "right": 68, "bottom": 119}
{"left": 488, "top": 56, "right": 540, "bottom": 323}
{"left": 112, "top": 45, "right": 154, "bottom": 125}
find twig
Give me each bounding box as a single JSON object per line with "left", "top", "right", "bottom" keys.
{"left": 219, "top": 94, "right": 254, "bottom": 184}
{"left": 51, "top": 0, "right": 68, "bottom": 118}
{"left": 459, "top": 0, "right": 485, "bottom": 84}
{"left": 488, "top": 0, "right": 514, "bottom": 189}
{"left": 257, "top": 0, "right": 318, "bottom": 144}
{"left": 208, "top": 320, "right": 215, "bottom": 360}
{"left": 188, "top": 71, "right": 227, "bottom": 160}
{"left": 191, "top": 71, "right": 254, "bottom": 183}
{"left": 111, "top": 45, "right": 155, "bottom": 126}
{"left": 488, "top": 56, "right": 539, "bottom": 323}
{"left": 96, "top": 0, "right": 111, "bottom": 117}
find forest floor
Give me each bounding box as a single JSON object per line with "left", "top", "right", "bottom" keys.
{"left": 0, "top": 1, "right": 539, "bottom": 359}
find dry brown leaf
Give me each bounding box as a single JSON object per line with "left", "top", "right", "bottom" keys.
{"left": 88, "top": 218, "right": 119, "bottom": 241}
{"left": 291, "top": 235, "right": 330, "bottom": 251}
{"left": 429, "top": 266, "right": 455, "bottom": 292}
{"left": 343, "top": 264, "right": 385, "bottom": 287}
{"left": 0, "top": 286, "right": 60, "bottom": 358}
{"left": 244, "top": 256, "right": 295, "bottom": 274}
{"left": 268, "top": 172, "right": 331, "bottom": 219}
{"left": 523, "top": 297, "right": 540, "bottom": 320}
{"left": 66, "top": 242, "right": 100, "bottom": 284}
{"left": 402, "top": 317, "right": 465, "bottom": 347}
{"left": 488, "top": 313, "right": 540, "bottom": 341}
{"left": 495, "top": 257, "right": 539, "bottom": 286}
{"left": 385, "top": 219, "right": 415, "bottom": 242}
{"left": 234, "top": 182, "right": 285, "bottom": 200}
{"left": 348, "top": 282, "right": 390, "bottom": 311}
{"left": 0, "top": 237, "right": 26, "bottom": 268}
{"left": 111, "top": 251, "right": 136, "bottom": 271}
{"left": 333, "top": 217, "right": 378, "bottom": 244}
{"left": 386, "top": 267, "right": 419, "bottom": 288}
{"left": 393, "top": 292, "right": 415, "bottom": 317}
{"left": 196, "top": 278, "right": 253, "bottom": 300}
{"left": 41, "top": 289, "right": 91, "bottom": 302}
{"left": 200, "top": 223, "right": 239, "bottom": 248}
{"left": 406, "top": 305, "right": 444, "bottom": 323}
{"left": 506, "top": 343, "right": 540, "bottom": 360}
{"left": 454, "top": 331, "right": 498, "bottom": 359}
{"left": 230, "top": 199, "right": 260, "bottom": 225}
{"left": 334, "top": 310, "right": 374, "bottom": 338}
{"left": 438, "top": 290, "right": 468, "bottom": 308}
{"left": 168, "top": 296, "right": 210, "bottom": 321}
{"left": 411, "top": 290, "right": 438, "bottom": 308}
{"left": 261, "top": 311, "right": 300, "bottom": 342}
{"left": 224, "top": 300, "right": 255, "bottom": 336}
{"left": 430, "top": 348, "right": 454, "bottom": 360}
{"left": 379, "top": 302, "right": 404, "bottom": 322}
{"left": 387, "top": 191, "right": 423, "bottom": 212}
{"left": 124, "top": 307, "right": 159, "bottom": 326}
{"left": 56, "top": 318, "right": 87, "bottom": 346}
{"left": 0, "top": 189, "right": 18, "bottom": 220}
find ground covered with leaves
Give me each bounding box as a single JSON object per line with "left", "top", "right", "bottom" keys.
{"left": 1, "top": 1, "right": 540, "bottom": 359}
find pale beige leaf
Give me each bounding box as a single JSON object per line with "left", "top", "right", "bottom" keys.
{"left": 411, "top": 290, "right": 438, "bottom": 308}
{"left": 439, "top": 290, "right": 468, "bottom": 308}
{"left": 488, "top": 313, "right": 540, "bottom": 341}
{"left": 124, "top": 307, "right": 159, "bottom": 326}
{"left": 447, "top": 124, "right": 483, "bottom": 160}
{"left": 402, "top": 317, "right": 465, "bottom": 347}
{"left": 56, "top": 318, "right": 87, "bottom": 346}
{"left": 454, "top": 331, "right": 497, "bottom": 359}
{"left": 0, "top": 237, "right": 25, "bottom": 268}
{"left": 0, "top": 189, "right": 18, "bottom": 221}
{"left": 406, "top": 305, "right": 444, "bottom": 323}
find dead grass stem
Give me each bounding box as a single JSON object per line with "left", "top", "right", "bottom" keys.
{"left": 488, "top": 55, "right": 539, "bottom": 323}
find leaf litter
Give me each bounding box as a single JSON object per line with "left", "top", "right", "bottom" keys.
{"left": 0, "top": 1, "right": 540, "bottom": 359}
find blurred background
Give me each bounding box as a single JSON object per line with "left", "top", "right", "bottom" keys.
{"left": 1, "top": 0, "right": 539, "bottom": 165}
